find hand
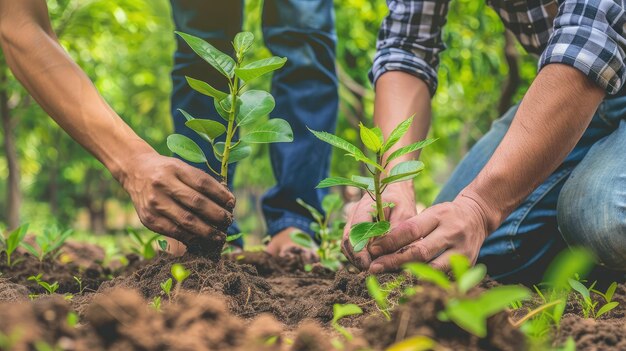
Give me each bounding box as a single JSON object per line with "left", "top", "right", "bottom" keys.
{"left": 367, "top": 191, "right": 494, "bottom": 273}
{"left": 119, "top": 152, "right": 235, "bottom": 248}
{"left": 342, "top": 182, "right": 417, "bottom": 270}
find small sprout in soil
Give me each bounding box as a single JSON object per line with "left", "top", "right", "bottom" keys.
{"left": 160, "top": 278, "right": 173, "bottom": 299}
{"left": 331, "top": 303, "right": 363, "bottom": 341}
{"left": 20, "top": 226, "right": 72, "bottom": 262}
{"left": 28, "top": 273, "right": 59, "bottom": 295}
{"left": 385, "top": 335, "right": 437, "bottom": 351}
{"left": 171, "top": 263, "right": 190, "bottom": 297}
{"left": 405, "top": 254, "right": 531, "bottom": 338}
{"left": 222, "top": 233, "right": 244, "bottom": 255}
{"left": 150, "top": 296, "right": 162, "bottom": 312}
{"left": 34, "top": 340, "right": 63, "bottom": 351}
{"left": 1, "top": 224, "right": 28, "bottom": 267}
{"left": 66, "top": 311, "right": 79, "bottom": 328}
{"left": 568, "top": 279, "right": 619, "bottom": 319}
{"left": 310, "top": 118, "right": 435, "bottom": 253}
{"left": 366, "top": 275, "right": 405, "bottom": 321}
{"left": 73, "top": 276, "right": 87, "bottom": 295}
{"left": 167, "top": 31, "right": 293, "bottom": 185}
{"left": 128, "top": 228, "right": 163, "bottom": 260}
{"left": 290, "top": 193, "right": 346, "bottom": 271}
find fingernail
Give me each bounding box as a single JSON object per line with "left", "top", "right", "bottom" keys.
{"left": 370, "top": 263, "right": 383, "bottom": 274}
{"left": 226, "top": 200, "right": 235, "bottom": 210}
{"left": 370, "top": 245, "right": 382, "bottom": 257}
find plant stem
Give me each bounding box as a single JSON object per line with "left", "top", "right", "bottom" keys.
{"left": 373, "top": 155, "right": 385, "bottom": 222}
{"left": 511, "top": 300, "right": 562, "bottom": 328}
{"left": 221, "top": 77, "right": 239, "bottom": 183}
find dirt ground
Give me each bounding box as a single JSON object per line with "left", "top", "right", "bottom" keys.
{"left": 0, "top": 244, "right": 625, "bottom": 350}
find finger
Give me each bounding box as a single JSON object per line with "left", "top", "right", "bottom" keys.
{"left": 174, "top": 160, "right": 235, "bottom": 210}
{"left": 368, "top": 210, "right": 439, "bottom": 258}
{"left": 165, "top": 181, "right": 233, "bottom": 230}
{"left": 140, "top": 214, "right": 196, "bottom": 246}
{"left": 368, "top": 228, "right": 448, "bottom": 274}
{"left": 341, "top": 237, "right": 372, "bottom": 270}
{"left": 156, "top": 198, "right": 227, "bottom": 243}
{"left": 342, "top": 200, "right": 374, "bottom": 270}
{"left": 428, "top": 251, "right": 454, "bottom": 272}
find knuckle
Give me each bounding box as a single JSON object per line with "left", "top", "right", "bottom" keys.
{"left": 190, "top": 194, "right": 204, "bottom": 209}
{"left": 140, "top": 212, "right": 156, "bottom": 225}
{"left": 181, "top": 211, "right": 196, "bottom": 228}
{"left": 409, "top": 243, "right": 429, "bottom": 261}
{"left": 147, "top": 194, "right": 159, "bottom": 208}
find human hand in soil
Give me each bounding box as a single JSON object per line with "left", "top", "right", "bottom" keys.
{"left": 266, "top": 228, "right": 319, "bottom": 263}
{"left": 342, "top": 182, "right": 417, "bottom": 270}
{"left": 120, "top": 152, "right": 235, "bottom": 247}
{"left": 366, "top": 190, "right": 492, "bottom": 273}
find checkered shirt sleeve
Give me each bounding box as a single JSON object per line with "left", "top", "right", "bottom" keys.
{"left": 539, "top": 0, "right": 626, "bottom": 94}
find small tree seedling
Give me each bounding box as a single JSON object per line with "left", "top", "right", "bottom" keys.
{"left": 309, "top": 118, "right": 435, "bottom": 253}
{"left": 1, "top": 224, "right": 29, "bottom": 267}
{"left": 28, "top": 274, "right": 59, "bottom": 295}
{"left": 21, "top": 226, "right": 72, "bottom": 262}
{"left": 331, "top": 303, "right": 363, "bottom": 341}
{"left": 290, "top": 193, "right": 346, "bottom": 271}
{"left": 168, "top": 31, "right": 293, "bottom": 184}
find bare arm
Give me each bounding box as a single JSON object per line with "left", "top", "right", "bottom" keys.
{"left": 0, "top": 0, "right": 234, "bottom": 249}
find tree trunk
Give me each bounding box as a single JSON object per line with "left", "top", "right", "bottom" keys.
{"left": 0, "top": 64, "right": 21, "bottom": 229}
{"left": 498, "top": 30, "right": 521, "bottom": 115}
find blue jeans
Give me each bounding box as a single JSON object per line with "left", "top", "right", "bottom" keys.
{"left": 435, "top": 96, "right": 626, "bottom": 284}
{"left": 169, "top": 0, "right": 338, "bottom": 246}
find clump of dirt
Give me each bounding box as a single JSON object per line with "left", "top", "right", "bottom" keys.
{"left": 362, "top": 283, "right": 526, "bottom": 351}
{"left": 556, "top": 314, "right": 626, "bottom": 350}
{"left": 0, "top": 279, "right": 30, "bottom": 302}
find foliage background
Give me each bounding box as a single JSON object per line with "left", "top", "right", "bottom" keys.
{"left": 0, "top": 0, "right": 537, "bottom": 241}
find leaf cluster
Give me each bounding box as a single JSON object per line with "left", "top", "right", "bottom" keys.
{"left": 167, "top": 31, "right": 293, "bottom": 184}
{"left": 331, "top": 303, "right": 363, "bottom": 341}
{"left": 568, "top": 279, "right": 619, "bottom": 319}
{"left": 128, "top": 228, "right": 165, "bottom": 260}
{"left": 28, "top": 273, "right": 60, "bottom": 295}
{"left": 0, "top": 224, "right": 29, "bottom": 267}
{"left": 366, "top": 275, "right": 406, "bottom": 321}
{"left": 21, "top": 226, "right": 72, "bottom": 262}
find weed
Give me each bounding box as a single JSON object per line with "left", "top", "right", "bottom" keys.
{"left": 1, "top": 224, "right": 29, "bottom": 267}
{"left": 290, "top": 193, "right": 346, "bottom": 271}
{"left": 28, "top": 274, "right": 59, "bottom": 295}
{"left": 20, "top": 226, "right": 72, "bottom": 262}
{"left": 331, "top": 303, "right": 363, "bottom": 341}
{"left": 310, "top": 118, "right": 435, "bottom": 252}
{"left": 167, "top": 32, "right": 293, "bottom": 184}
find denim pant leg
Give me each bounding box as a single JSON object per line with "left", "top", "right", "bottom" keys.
{"left": 557, "top": 99, "right": 626, "bottom": 271}
{"left": 170, "top": 0, "right": 243, "bottom": 242}
{"left": 260, "top": 0, "right": 338, "bottom": 237}
{"left": 434, "top": 100, "right": 621, "bottom": 284}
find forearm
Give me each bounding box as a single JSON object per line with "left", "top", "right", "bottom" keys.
{"left": 374, "top": 71, "right": 432, "bottom": 169}
{"left": 463, "top": 64, "right": 606, "bottom": 232}
{"left": 0, "top": 0, "right": 154, "bottom": 183}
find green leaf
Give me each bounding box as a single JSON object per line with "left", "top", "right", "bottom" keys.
{"left": 290, "top": 232, "right": 315, "bottom": 249}
{"left": 160, "top": 278, "right": 172, "bottom": 294}
{"left": 316, "top": 177, "right": 369, "bottom": 190}
{"left": 543, "top": 247, "right": 595, "bottom": 290}
{"left": 477, "top": 285, "right": 531, "bottom": 316}
{"left": 214, "top": 96, "right": 234, "bottom": 121}
{"left": 171, "top": 263, "right": 190, "bottom": 283}
{"left": 596, "top": 301, "right": 619, "bottom": 318}
{"left": 309, "top": 128, "right": 364, "bottom": 158}
{"left": 352, "top": 176, "right": 375, "bottom": 191}
{"left": 349, "top": 221, "right": 390, "bottom": 252}
{"left": 185, "top": 76, "right": 228, "bottom": 100}
{"left": 445, "top": 299, "right": 486, "bottom": 337}
{"left": 213, "top": 142, "right": 252, "bottom": 164}
{"left": 457, "top": 264, "right": 487, "bottom": 294}
{"left": 241, "top": 119, "right": 293, "bottom": 143}
{"left": 237, "top": 90, "right": 275, "bottom": 126}
{"left": 321, "top": 193, "right": 343, "bottom": 217}
{"left": 167, "top": 134, "right": 207, "bottom": 163}
{"left": 568, "top": 279, "right": 590, "bottom": 301}
{"left": 381, "top": 116, "right": 414, "bottom": 154}
{"left": 226, "top": 233, "right": 243, "bottom": 242}
{"left": 235, "top": 56, "right": 287, "bottom": 82}
{"left": 366, "top": 276, "right": 387, "bottom": 310}
{"left": 332, "top": 303, "right": 363, "bottom": 323}
{"left": 158, "top": 239, "right": 168, "bottom": 251}
{"left": 605, "top": 282, "right": 617, "bottom": 302}
{"left": 6, "top": 224, "right": 28, "bottom": 254}
{"left": 185, "top": 119, "right": 226, "bottom": 142}
{"left": 296, "top": 198, "right": 323, "bottom": 223}
{"left": 449, "top": 254, "right": 470, "bottom": 282}
{"left": 176, "top": 31, "right": 235, "bottom": 78}
{"left": 386, "top": 138, "right": 437, "bottom": 163}
{"left": 233, "top": 31, "right": 254, "bottom": 53}
{"left": 386, "top": 336, "right": 436, "bottom": 351}
{"left": 178, "top": 108, "right": 195, "bottom": 122}
{"left": 359, "top": 123, "right": 383, "bottom": 152}
{"left": 404, "top": 262, "right": 451, "bottom": 290}
{"left": 382, "top": 160, "right": 424, "bottom": 185}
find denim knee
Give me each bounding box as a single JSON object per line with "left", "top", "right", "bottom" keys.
{"left": 557, "top": 172, "right": 626, "bottom": 270}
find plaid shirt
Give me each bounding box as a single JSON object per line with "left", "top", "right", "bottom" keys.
{"left": 371, "top": 0, "right": 626, "bottom": 95}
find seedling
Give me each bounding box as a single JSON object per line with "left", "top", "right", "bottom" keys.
{"left": 21, "top": 226, "right": 72, "bottom": 262}
{"left": 222, "top": 233, "right": 244, "bottom": 255}
{"left": 167, "top": 31, "right": 293, "bottom": 184}
{"left": 290, "top": 193, "right": 346, "bottom": 271}
{"left": 404, "top": 254, "right": 530, "bottom": 337}
{"left": 366, "top": 275, "right": 406, "bottom": 320}
{"left": 171, "top": 263, "right": 190, "bottom": 297}
{"left": 568, "top": 279, "right": 619, "bottom": 319}
{"left": 386, "top": 336, "right": 437, "bottom": 351}
{"left": 331, "top": 303, "right": 363, "bottom": 341}
{"left": 160, "top": 278, "right": 173, "bottom": 299}
{"left": 310, "top": 118, "right": 435, "bottom": 252}
{"left": 128, "top": 228, "right": 162, "bottom": 260}
{"left": 73, "top": 276, "right": 86, "bottom": 294}
{"left": 150, "top": 296, "right": 162, "bottom": 311}
{"left": 66, "top": 312, "right": 79, "bottom": 328}
{"left": 28, "top": 274, "right": 59, "bottom": 295}
{"left": 1, "top": 224, "right": 28, "bottom": 267}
